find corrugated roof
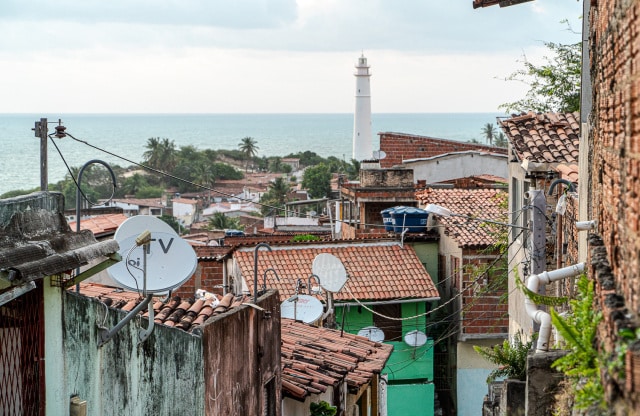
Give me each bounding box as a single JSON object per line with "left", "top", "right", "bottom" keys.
{"left": 498, "top": 111, "right": 580, "bottom": 165}
{"left": 235, "top": 242, "right": 439, "bottom": 302}
{"left": 281, "top": 318, "right": 393, "bottom": 401}
{"left": 416, "top": 188, "right": 508, "bottom": 247}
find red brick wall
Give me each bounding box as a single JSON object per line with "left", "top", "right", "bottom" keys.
{"left": 379, "top": 133, "right": 507, "bottom": 168}
{"left": 172, "top": 259, "right": 224, "bottom": 299}
{"left": 590, "top": 0, "right": 640, "bottom": 407}
{"left": 459, "top": 250, "right": 509, "bottom": 337}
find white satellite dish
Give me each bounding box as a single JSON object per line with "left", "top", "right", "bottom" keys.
{"left": 312, "top": 253, "right": 348, "bottom": 293}
{"left": 404, "top": 330, "right": 428, "bottom": 347}
{"left": 373, "top": 150, "right": 387, "bottom": 160}
{"left": 358, "top": 326, "right": 385, "bottom": 342}
{"left": 280, "top": 294, "right": 324, "bottom": 324}
{"left": 108, "top": 216, "right": 197, "bottom": 294}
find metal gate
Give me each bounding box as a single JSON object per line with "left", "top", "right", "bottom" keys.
{"left": 0, "top": 282, "right": 45, "bottom": 415}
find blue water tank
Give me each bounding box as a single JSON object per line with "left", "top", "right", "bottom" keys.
{"left": 391, "top": 206, "right": 429, "bottom": 233}
{"left": 380, "top": 207, "right": 397, "bottom": 231}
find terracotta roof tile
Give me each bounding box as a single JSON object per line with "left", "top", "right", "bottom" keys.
{"left": 74, "top": 282, "right": 249, "bottom": 334}
{"left": 235, "top": 243, "right": 439, "bottom": 302}
{"left": 415, "top": 188, "right": 508, "bottom": 247}
{"left": 555, "top": 163, "right": 579, "bottom": 184}
{"left": 281, "top": 319, "right": 393, "bottom": 401}
{"left": 498, "top": 111, "right": 580, "bottom": 165}
{"left": 68, "top": 213, "right": 129, "bottom": 237}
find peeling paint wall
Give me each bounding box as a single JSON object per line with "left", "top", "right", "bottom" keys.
{"left": 64, "top": 294, "right": 205, "bottom": 416}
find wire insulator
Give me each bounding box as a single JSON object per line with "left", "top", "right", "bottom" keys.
{"left": 54, "top": 125, "right": 67, "bottom": 138}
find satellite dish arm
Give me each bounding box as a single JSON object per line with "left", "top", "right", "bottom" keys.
{"left": 97, "top": 294, "right": 154, "bottom": 347}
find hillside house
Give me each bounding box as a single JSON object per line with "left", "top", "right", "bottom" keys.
{"left": 416, "top": 187, "right": 510, "bottom": 415}
{"left": 231, "top": 240, "right": 441, "bottom": 416}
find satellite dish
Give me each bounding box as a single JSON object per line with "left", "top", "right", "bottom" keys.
{"left": 280, "top": 295, "right": 324, "bottom": 324}
{"left": 358, "top": 326, "right": 385, "bottom": 342}
{"left": 373, "top": 150, "right": 387, "bottom": 160}
{"left": 404, "top": 330, "right": 428, "bottom": 347}
{"left": 312, "top": 253, "right": 348, "bottom": 293}
{"left": 108, "top": 216, "right": 197, "bottom": 294}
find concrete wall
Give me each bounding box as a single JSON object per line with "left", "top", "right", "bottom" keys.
{"left": 457, "top": 340, "right": 500, "bottom": 416}
{"left": 45, "top": 278, "right": 68, "bottom": 416}
{"left": 64, "top": 293, "right": 205, "bottom": 416}
{"left": 403, "top": 153, "right": 507, "bottom": 184}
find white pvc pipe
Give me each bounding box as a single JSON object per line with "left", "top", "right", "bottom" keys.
{"left": 524, "top": 263, "right": 585, "bottom": 352}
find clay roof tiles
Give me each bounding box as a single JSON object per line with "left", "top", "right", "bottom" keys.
{"left": 281, "top": 318, "right": 393, "bottom": 401}
{"left": 415, "top": 188, "right": 508, "bottom": 248}
{"left": 74, "top": 282, "right": 248, "bottom": 334}
{"left": 234, "top": 243, "right": 439, "bottom": 302}
{"left": 498, "top": 111, "right": 580, "bottom": 165}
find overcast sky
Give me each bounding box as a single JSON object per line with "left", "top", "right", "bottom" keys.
{"left": 0, "top": 0, "right": 583, "bottom": 114}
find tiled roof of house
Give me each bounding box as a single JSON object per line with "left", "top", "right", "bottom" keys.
{"left": 74, "top": 282, "right": 249, "bottom": 334}
{"left": 172, "top": 198, "right": 199, "bottom": 205}
{"left": 68, "top": 213, "right": 129, "bottom": 237}
{"left": 498, "top": 112, "right": 580, "bottom": 165}
{"left": 415, "top": 188, "right": 508, "bottom": 247}
{"left": 281, "top": 318, "right": 393, "bottom": 401}
{"left": 555, "top": 163, "right": 579, "bottom": 184}
{"left": 235, "top": 242, "right": 439, "bottom": 302}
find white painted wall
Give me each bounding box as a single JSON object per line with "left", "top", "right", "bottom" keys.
{"left": 45, "top": 277, "right": 68, "bottom": 416}
{"left": 404, "top": 152, "right": 507, "bottom": 184}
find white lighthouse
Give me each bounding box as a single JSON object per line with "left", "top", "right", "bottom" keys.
{"left": 352, "top": 54, "right": 373, "bottom": 162}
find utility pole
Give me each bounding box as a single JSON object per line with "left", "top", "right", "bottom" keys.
{"left": 33, "top": 118, "right": 48, "bottom": 191}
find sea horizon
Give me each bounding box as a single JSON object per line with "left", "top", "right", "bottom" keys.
{"left": 1, "top": 112, "right": 503, "bottom": 195}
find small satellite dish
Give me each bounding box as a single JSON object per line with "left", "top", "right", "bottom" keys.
{"left": 108, "top": 216, "right": 197, "bottom": 294}
{"left": 312, "top": 253, "right": 348, "bottom": 293}
{"left": 404, "top": 330, "right": 428, "bottom": 347}
{"left": 372, "top": 150, "right": 387, "bottom": 160}
{"left": 358, "top": 326, "right": 385, "bottom": 342}
{"left": 280, "top": 295, "right": 324, "bottom": 324}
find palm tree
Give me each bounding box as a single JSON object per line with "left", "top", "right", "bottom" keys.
{"left": 143, "top": 137, "right": 177, "bottom": 173}
{"left": 268, "top": 177, "right": 290, "bottom": 206}
{"left": 192, "top": 161, "right": 215, "bottom": 204}
{"left": 494, "top": 132, "right": 508, "bottom": 148}
{"left": 481, "top": 123, "right": 497, "bottom": 146}
{"left": 207, "top": 212, "right": 242, "bottom": 231}
{"left": 238, "top": 137, "right": 259, "bottom": 171}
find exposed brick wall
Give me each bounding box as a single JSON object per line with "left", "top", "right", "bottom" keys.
{"left": 459, "top": 250, "right": 509, "bottom": 337}
{"left": 590, "top": 0, "right": 640, "bottom": 408}
{"left": 172, "top": 259, "right": 224, "bottom": 299}
{"left": 379, "top": 132, "right": 507, "bottom": 168}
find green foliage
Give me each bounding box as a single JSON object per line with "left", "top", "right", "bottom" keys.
{"left": 499, "top": 29, "right": 581, "bottom": 113}
{"left": 481, "top": 122, "right": 497, "bottom": 146}
{"left": 473, "top": 332, "right": 533, "bottom": 383}
{"left": 0, "top": 187, "right": 40, "bottom": 199}
{"left": 302, "top": 163, "right": 332, "bottom": 198}
{"left": 207, "top": 212, "right": 243, "bottom": 231}
{"left": 135, "top": 186, "right": 163, "bottom": 198}
{"left": 550, "top": 275, "right": 605, "bottom": 411}
{"left": 260, "top": 177, "right": 291, "bottom": 216}
{"left": 515, "top": 276, "right": 568, "bottom": 307}
{"left": 291, "top": 234, "right": 320, "bottom": 242}
{"left": 310, "top": 401, "right": 337, "bottom": 416}
{"left": 284, "top": 150, "right": 324, "bottom": 167}
{"left": 494, "top": 132, "right": 508, "bottom": 148}
{"left": 158, "top": 214, "right": 181, "bottom": 234}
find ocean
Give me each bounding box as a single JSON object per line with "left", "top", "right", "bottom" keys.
{"left": 0, "top": 113, "right": 502, "bottom": 195}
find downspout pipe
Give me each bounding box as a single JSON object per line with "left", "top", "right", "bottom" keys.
{"left": 524, "top": 262, "right": 585, "bottom": 352}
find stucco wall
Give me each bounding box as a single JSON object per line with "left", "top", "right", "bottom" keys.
{"left": 404, "top": 153, "right": 507, "bottom": 184}
{"left": 64, "top": 293, "right": 205, "bottom": 416}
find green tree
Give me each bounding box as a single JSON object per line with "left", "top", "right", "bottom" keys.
{"left": 118, "top": 173, "right": 149, "bottom": 197}
{"left": 142, "top": 137, "right": 177, "bottom": 186}
{"left": 158, "top": 214, "right": 181, "bottom": 234}
{"left": 238, "top": 137, "right": 259, "bottom": 171}
{"left": 207, "top": 212, "right": 243, "bottom": 230}
{"left": 481, "top": 122, "right": 497, "bottom": 146}
{"left": 494, "top": 132, "right": 508, "bottom": 148}
{"left": 500, "top": 32, "right": 581, "bottom": 113}
{"left": 260, "top": 177, "right": 291, "bottom": 216}
{"left": 302, "top": 163, "right": 332, "bottom": 199}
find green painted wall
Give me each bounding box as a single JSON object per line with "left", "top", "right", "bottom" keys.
{"left": 409, "top": 241, "right": 439, "bottom": 287}
{"left": 383, "top": 340, "right": 434, "bottom": 381}
{"left": 387, "top": 382, "right": 435, "bottom": 416}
